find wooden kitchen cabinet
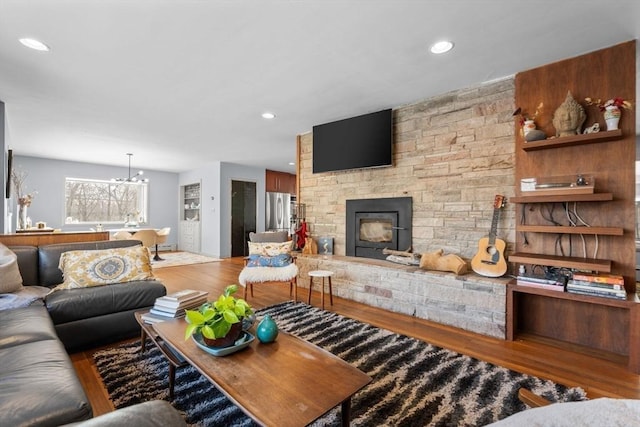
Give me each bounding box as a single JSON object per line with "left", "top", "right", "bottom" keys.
{"left": 266, "top": 170, "right": 296, "bottom": 194}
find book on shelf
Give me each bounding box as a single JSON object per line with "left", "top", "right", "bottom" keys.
{"left": 516, "top": 275, "right": 565, "bottom": 285}
{"left": 566, "top": 281, "right": 627, "bottom": 300}
{"left": 516, "top": 275, "right": 566, "bottom": 291}
{"left": 569, "top": 278, "right": 625, "bottom": 291}
{"left": 571, "top": 272, "right": 624, "bottom": 286}
{"left": 516, "top": 278, "right": 565, "bottom": 292}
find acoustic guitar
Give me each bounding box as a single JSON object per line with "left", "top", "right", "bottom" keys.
{"left": 471, "top": 195, "right": 507, "bottom": 277}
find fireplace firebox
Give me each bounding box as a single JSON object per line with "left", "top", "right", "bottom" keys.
{"left": 346, "top": 197, "right": 412, "bottom": 260}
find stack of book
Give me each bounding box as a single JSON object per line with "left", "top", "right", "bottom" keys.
{"left": 141, "top": 289, "right": 208, "bottom": 324}
{"left": 516, "top": 275, "right": 566, "bottom": 292}
{"left": 567, "top": 273, "right": 627, "bottom": 300}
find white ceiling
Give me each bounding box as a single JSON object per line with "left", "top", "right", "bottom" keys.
{"left": 0, "top": 0, "right": 638, "bottom": 175}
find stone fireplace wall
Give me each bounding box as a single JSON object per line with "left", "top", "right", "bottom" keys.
{"left": 298, "top": 78, "right": 516, "bottom": 260}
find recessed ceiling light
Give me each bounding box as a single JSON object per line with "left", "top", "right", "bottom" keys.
{"left": 262, "top": 112, "right": 276, "bottom": 119}
{"left": 430, "top": 40, "right": 453, "bottom": 54}
{"left": 19, "top": 38, "right": 50, "bottom": 52}
{"left": 288, "top": 162, "right": 295, "bottom": 166}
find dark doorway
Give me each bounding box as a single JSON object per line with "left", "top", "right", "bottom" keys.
{"left": 231, "top": 180, "right": 257, "bottom": 257}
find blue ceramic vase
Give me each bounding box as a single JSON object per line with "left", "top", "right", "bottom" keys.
{"left": 256, "top": 315, "right": 278, "bottom": 343}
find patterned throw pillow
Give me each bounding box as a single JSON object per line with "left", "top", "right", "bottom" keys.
{"left": 246, "top": 253, "right": 292, "bottom": 268}
{"left": 53, "top": 246, "right": 154, "bottom": 291}
{"left": 248, "top": 241, "right": 292, "bottom": 256}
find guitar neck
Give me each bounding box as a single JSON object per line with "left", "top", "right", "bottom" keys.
{"left": 488, "top": 207, "right": 500, "bottom": 245}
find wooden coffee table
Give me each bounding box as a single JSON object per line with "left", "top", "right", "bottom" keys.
{"left": 153, "top": 318, "right": 371, "bottom": 427}
{"left": 134, "top": 312, "right": 188, "bottom": 399}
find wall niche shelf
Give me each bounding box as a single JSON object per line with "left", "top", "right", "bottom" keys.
{"left": 521, "top": 129, "right": 622, "bottom": 151}
{"left": 516, "top": 225, "right": 623, "bottom": 236}
{"left": 510, "top": 193, "right": 613, "bottom": 203}
{"left": 508, "top": 252, "right": 612, "bottom": 272}
{"left": 179, "top": 182, "right": 201, "bottom": 253}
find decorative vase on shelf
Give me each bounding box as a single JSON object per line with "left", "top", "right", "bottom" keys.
{"left": 256, "top": 315, "right": 278, "bottom": 343}
{"left": 17, "top": 204, "right": 28, "bottom": 230}
{"left": 522, "top": 120, "right": 536, "bottom": 136}
{"left": 603, "top": 105, "right": 621, "bottom": 130}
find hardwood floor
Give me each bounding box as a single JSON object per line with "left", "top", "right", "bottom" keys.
{"left": 71, "top": 257, "right": 640, "bottom": 417}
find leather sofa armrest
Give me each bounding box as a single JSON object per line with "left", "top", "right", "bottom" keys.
{"left": 61, "top": 400, "right": 186, "bottom": 427}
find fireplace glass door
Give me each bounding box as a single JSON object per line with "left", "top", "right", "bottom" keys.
{"left": 354, "top": 212, "right": 398, "bottom": 257}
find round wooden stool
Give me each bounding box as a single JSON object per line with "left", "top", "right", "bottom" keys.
{"left": 308, "top": 270, "right": 334, "bottom": 309}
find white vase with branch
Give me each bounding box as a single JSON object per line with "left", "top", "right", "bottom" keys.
{"left": 11, "top": 169, "right": 36, "bottom": 230}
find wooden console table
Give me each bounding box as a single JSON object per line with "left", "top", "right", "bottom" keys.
{"left": 0, "top": 231, "right": 110, "bottom": 246}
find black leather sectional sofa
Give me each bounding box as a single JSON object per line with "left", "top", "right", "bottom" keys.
{"left": 0, "top": 239, "right": 169, "bottom": 426}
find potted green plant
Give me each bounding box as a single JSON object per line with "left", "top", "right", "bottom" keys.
{"left": 184, "top": 284, "right": 253, "bottom": 348}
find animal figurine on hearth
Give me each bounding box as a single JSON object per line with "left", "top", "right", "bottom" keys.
{"left": 419, "top": 249, "right": 468, "bottom": 275}
{"left": 302, "top": 237, "right": 317, "bottom": 254}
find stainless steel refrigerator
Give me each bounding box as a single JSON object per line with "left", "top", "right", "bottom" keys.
{"left": 265, "top": 192, "right": 291, "bottom": 231}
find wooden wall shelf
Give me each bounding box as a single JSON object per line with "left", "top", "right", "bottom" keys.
{"left": 521, "top": 129, "right": 623, "bottom": 151}
{"left": 510, "top": 193, "right": 613, "bottom": 203}
{"left": 509, "top": 252, "right": 612, "bottom": 272}
{"left": 516, "top": 225, "right": 623, "bottom": 236}
{"left": 508, "top": 282, "right": 638, "bottom": 310}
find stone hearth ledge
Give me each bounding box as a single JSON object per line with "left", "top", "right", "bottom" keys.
{"left": 295, "top": 254, "right": 508, "bottom": 339}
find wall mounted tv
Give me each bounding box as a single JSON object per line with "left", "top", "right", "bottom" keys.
{"left": 312, "top": 108, "right": 393, "bottom": 173}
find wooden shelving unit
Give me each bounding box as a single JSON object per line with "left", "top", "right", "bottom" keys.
{"left": 179, "top": 183, "right": 201, "bottom": 253}
{"left": 509, "top": 252, "right": 612, "bottom": 272}
{"left": 521, "top": 129, "right": 622, "bottom": 151}
{"left": 515, "top": 225, "right": 623, "bottom": 236}
{"left": 510, "top": 192, "right": 613, "bottom": 204}
{"left": 508, "top": 41, "right": 638, "bottom": 373}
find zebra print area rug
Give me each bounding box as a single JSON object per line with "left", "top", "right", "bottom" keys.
{"left": 94, "top": 301, "right": 586, "bottom": 426}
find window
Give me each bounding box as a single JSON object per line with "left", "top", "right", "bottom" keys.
{"left": 65, "top": 178, "right": 148, "bottom": 224}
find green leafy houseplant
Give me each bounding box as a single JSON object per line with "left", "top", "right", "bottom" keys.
{"left": 184, "top": 285, "right": 253, "bottom": 345}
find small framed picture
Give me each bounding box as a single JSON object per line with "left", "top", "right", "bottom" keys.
{"left": 317, "top": 237, "right": 333, "bottom": 255}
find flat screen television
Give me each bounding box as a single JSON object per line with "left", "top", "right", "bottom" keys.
{"left": 312, "top": 108, "right": 392, "bottom": 173}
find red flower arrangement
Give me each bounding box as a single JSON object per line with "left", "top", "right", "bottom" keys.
{"left": 584, "top": 97, "right": 633, "bottom": 111}
{"left": 513, "top": 102, "right": 544, "bottom": 126}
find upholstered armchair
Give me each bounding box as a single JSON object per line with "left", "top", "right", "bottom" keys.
{"left": 238, "top": 232, "right": 298, "bottom": 301}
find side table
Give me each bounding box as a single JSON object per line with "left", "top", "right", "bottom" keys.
{"left": 134, "top": 311, "right": 188, "bottom": 399}
{"left": 308, "top": 270, "right": 334, "bottom": 310}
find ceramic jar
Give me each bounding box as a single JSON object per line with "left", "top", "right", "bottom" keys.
{"left": 256, "top": 315, "right": 279, "bottom": 343}
{"left": 604, "top": 105, "right": 621, "bottom": 130}
{"left": 522, "top": 120, "right": 536, "bottom": 136}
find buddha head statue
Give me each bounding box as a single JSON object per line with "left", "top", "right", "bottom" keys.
{"left": 552, "top": 91, "right": 586, "bottom": 137}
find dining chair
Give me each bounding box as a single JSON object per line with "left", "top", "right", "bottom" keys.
{"left": 153, "top": 227, "right": 171, "bottom": 261}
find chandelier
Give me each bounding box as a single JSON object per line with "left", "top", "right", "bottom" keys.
{"left": 112, "top": 153, "right": 148, "bottom": 183}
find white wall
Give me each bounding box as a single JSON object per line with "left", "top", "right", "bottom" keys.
{"left": 179, "top": 161, "right": 266, "bottom": 258}
{"left": 9, "top": 155, "right": 180, "bottom": 246}
{"left": 5, "top": 155, "right": 268, "bottom": 258}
